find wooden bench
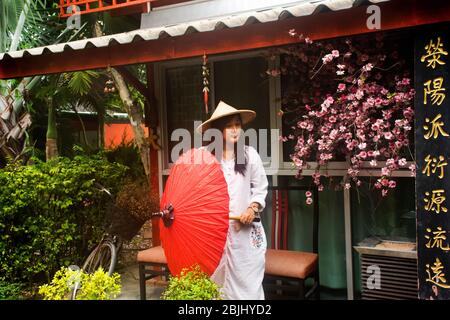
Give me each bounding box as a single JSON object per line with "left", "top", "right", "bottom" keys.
{"left": 263, "top": 186, "right": 320, "bottom": 299}
{"left": 137, "top": 247, "right": 319, "bottom": 300}
{"left": 264, "top": 249, "right": 319, "bottom": 299}
{"left": 137, "top": 245, "right": 170, "bottom": 300}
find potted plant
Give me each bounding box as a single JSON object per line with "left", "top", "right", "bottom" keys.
{"left": 38, "top": 266, "right": 121, "bottom": 300}
{"left": 161, "top": 265, "right": 222, "bottom": 300}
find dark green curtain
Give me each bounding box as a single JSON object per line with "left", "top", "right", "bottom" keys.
{"left": 261, "top": 176, "right": 347, "bottom": 290}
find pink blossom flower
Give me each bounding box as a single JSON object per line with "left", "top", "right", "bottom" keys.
{"left": 358, "top": 151, "right": 367, "bottom": 159}
{"left": 305, "top": 37, "right": 313, "bottom": 44}
{"left": 337, "top": 83, "right": 346, "bottom": 92}
{"left": 388, "top": 180, "right": 397, "bottom": 188}
{"left": 283, "top": 37, "right": 415, "bottom": 203}
{"left": 362, "top": 63, "right": 373, "bottom": 72}
{"left": 355, "top": 90, "right": 364, "bottom": 100}
{"left": 386, "top": 158, "right": 396, "bottom": 167}
{"left": 395, "top": 141, "right": 403, "bottom": 149}
{"left": 306, "top": 197, "right": 313, "bottom": 205}
{"left": 381, "top": 167, "right": 390, "bottom": 176}
{"left": 322, "top": 54, "right": 333, "bottom": 64}
{"left": 267, "top": 69, "right": 281, "bottom": 77}
{"left": 293, "top": 158, "right": 303, "bottom": 168}
{"left": 409, "top": 164, "right": 416, "bottom": 177}
{"left": 305, "top": 191, "right": 312, "bottom": 197}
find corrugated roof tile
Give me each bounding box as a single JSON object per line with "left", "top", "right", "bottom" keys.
{"left": 0, "top": 0, "right": 389, "bottom": 61}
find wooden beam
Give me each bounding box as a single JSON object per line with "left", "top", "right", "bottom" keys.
{"left": 1, "top": 0, "right": 450, "bottom": 79}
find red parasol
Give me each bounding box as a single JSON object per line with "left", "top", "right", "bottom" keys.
{"left": 154, "top": 148, "right": 229, "bottom": 276}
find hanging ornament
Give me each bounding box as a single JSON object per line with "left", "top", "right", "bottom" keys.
{"left": 104, "top": 75, "right": 115, "bottom": 93}
{"left": 202, "top": 52, "right": 210, "bottom": 114}
{"left": 104, "top": 66, "right": 116, "bottom": 94}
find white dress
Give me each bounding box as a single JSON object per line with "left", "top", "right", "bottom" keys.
{"left": 210, "top": 146, "right": 269, "bottom": 300}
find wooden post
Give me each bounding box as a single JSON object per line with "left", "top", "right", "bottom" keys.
{"left": 146, "top": 63, "right": 161, "bottom": 247}
{"left": 415, "top": 23, "right": 450, "bottom": 299}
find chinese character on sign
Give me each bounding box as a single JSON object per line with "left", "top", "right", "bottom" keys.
{"left": 424, "top": 77, "right": 446, "bottom": 106}
{"left": 420, "top": 37, "right": 448, "bottom": 69}
{"left": 422, "top": 155, "right": 448, "bottom": 179}
{"left": 425, "top": 227, "right": 450, "bottom": 251}
{"left": 426, "top": 258, "right": 450, "bottom": 289}
{"left": 424, "top": 189, "right": 448, "bottom": 214}
{"left": 423, "top": 114, "right": 450, "bottom": 140}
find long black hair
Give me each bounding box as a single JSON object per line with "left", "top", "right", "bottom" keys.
{"left": 205, "top": 114, "right": 248, "bottom": 176}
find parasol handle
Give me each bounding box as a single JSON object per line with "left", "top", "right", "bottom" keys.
{"left": 229, "top": 216, "right": 261, "bottom": 223}
{"left": 152, "top": 203, "right": 174, "bottom": 227}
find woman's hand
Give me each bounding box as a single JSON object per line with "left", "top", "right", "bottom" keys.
{"left": 240, "top": 207, "right": 256, "bottom": 225}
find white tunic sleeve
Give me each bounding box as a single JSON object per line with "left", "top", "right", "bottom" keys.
{"left": 247, "top": 146, "right": 268, "bottom": 210}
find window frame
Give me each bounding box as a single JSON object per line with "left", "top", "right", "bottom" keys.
{"left": 154, "top": 50, "right": 415, "bottom": 180}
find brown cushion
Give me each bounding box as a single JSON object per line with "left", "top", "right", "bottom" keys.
{"left": 137, "top": 246, "right": 167, "bottom": 264}
{"left": 265, "top": 248, "right": 318, "bottom": 279}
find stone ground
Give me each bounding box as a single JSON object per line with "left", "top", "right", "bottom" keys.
{"left": 114, "top": 263, "right": 167, "bottom": 300}
{"left": 113, "top": 221, "right": 168, "bottom": 300}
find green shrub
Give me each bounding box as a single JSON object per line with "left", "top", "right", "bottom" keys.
{"left": 0, "top": 154, "right": 127, "bottom": 285}
{"left": 161, "top": 265, "right": 222, "bottom": 300}
{"left": 0, "top": 278, "right": 23, "bottom": 300}
{"left": 39, "top": 267, "right": 121, "bottom": 300}
{"left": 103, "top": 142, "right": 144, "bottom": 179}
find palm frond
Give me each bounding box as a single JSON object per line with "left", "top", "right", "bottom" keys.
{"left": 67, "top": 71, "right": 100, "bottom": 96}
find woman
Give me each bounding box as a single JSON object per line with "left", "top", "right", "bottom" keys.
{"left": 196, "top": 101, "right": 268, "bottom": 300}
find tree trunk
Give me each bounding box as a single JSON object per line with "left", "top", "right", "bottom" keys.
{"left": 93, "top": 22, "right": 150, "bottom": 181}
{"left": 46, "top": 99, "right": 58, "bottom": 160}
{"left": 97, "top": 106, "right": 105, "bottom": 149}
{"left": 71, "top": 103, "right": 89, "bottom": 148}
{"left": 109, "top": 68, "right": 151, "bottom": 179}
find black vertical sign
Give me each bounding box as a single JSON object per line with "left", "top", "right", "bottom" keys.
{"left": 415, "top": 24, "right": 450, "bottom": 300}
